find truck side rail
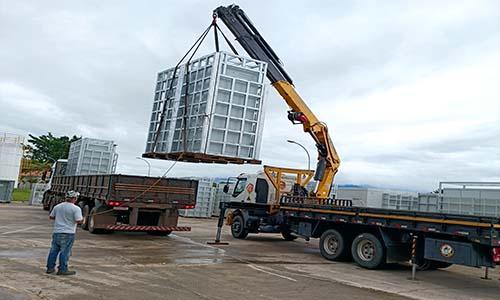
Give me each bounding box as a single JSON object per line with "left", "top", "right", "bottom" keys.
{"left": 280, "top": 202, "right": 500, "bottom": 246}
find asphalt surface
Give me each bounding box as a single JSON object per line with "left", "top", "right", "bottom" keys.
{"left": 1, "top": 203, "right": 500, "bottom": 300}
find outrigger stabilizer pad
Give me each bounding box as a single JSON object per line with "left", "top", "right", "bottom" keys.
{"left": 207, "top": 241, "right": 229, "bottom": 245}
{"left": 207, "top": 222, "right": 229, "bottom": 245}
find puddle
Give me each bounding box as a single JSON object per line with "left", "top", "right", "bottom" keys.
{"left": 0, "top": 288, "right": 28, "bottom": 300}
{"left": 0, "top": 250, "right": 41, "bottom": 259}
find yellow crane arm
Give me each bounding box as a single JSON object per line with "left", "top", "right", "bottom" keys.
{"left": 273, "top": 81, "right": 340, "bottom": 198}
{"left": 215, "top": 5, "right": 340, "bottom": 199}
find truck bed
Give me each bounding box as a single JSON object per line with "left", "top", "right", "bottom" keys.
{"left": 50, "top": 174, "right": 197, "bottom": 206}
{"left": 279, "top": 198, "right": 500, "bottom": 247}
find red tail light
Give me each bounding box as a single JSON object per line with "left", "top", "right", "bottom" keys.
{"left": 181, "top": 204, "right": 196, "bottom": 209}
{"left": 107, "top": 200, "right": 122, "bottom": 207}
{"left": 492, "top": 248, "right": 500, "bottom": 263}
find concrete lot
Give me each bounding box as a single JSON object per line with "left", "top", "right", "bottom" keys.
{"left": 1, "top": 204, "right": 500, "bottom": 300}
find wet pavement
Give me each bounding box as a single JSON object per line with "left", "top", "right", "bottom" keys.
{"left": 1, "top": 203, "right": 500, "bottom": 300}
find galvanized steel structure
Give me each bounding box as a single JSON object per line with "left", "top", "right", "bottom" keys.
{"left": 144, "top": 51, "right": 267, "bottom": 164}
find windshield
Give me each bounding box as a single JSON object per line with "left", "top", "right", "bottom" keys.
{"left": 233, "top": 178, "right": 247, "bottom": 197}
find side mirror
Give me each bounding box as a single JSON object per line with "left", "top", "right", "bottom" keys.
{"left": 223, "top": 185, "right": 229, "bottom": 193}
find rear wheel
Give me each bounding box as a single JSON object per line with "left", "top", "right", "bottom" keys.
{"left": 320, "top": 229, "right": 348, "bottom": 261}
{"left": 281, "top": 230, "right": 298, "bottom": 241}
{"left": 80, "top": 204, "right": 90, "bottom": 231}
{"left": 231, "top": 215, "right": 248, "bottom": 239}
{"left": 48, "top": 199, "right": 56, "bottom": 213}
{"left": 351, "top": 233, "right": 385, "bottom": 269}
{"left": 88, "top": 208, "right": 104, "bottom": 234}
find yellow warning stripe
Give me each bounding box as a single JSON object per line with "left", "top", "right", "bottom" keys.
{"left": 281, "top": 206, "right": 500, "bottom": 229}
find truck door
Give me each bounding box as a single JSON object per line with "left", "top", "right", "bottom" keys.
{"left": 255, "top": 178, "right": 269, "bottom": 204}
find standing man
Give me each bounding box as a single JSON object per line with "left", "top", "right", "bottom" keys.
{"left": 46, "top": 190, "right": 83, "bottom": 275}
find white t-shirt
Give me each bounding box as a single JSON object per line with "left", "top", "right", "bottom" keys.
{"left": 50, "top": 202, "right": 83, "bottom": 234}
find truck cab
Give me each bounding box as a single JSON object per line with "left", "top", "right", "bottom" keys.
{"left": 226, "top": 169, "right": 311, "bottom": 205}
{"left": 221, "top": 166, "right": 314, "bottom": 240}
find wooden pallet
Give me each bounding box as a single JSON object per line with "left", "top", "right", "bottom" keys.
{"left": 142, "top": 152, "right": 262, "bottom": 165}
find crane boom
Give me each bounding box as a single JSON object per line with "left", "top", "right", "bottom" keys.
{"left": 214, "top": 5, "right": 340, "bottom": 198}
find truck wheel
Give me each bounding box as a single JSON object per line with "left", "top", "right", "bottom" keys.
{"left": 80, "top": 204, "right": 90, "bottom": 231}
{"left": 231, "top": 215, "right": 248, "bottom": 239}
{"left": 320, "top": 229, "right": 348, "bottom": 261}
{"left": 281, "top": 230, "right": 298, "bottom": 241}
{"left": 42, "top": 192, "right": 50, "bottom": 210}
{"left": 351, "top": 233, "right": 385, "bottom": 269}
{"left": 148, "top": 231, "right": 172, "bottom": 236}
{"left": 49, "top": 200, "right": 56, "bottom": 213}
{"left": 88, "top": 208, "right": 104, "bottom": 234}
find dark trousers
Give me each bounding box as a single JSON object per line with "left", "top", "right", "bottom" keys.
{"left": 46, "top": 233, "right": 75, "bottom": 272}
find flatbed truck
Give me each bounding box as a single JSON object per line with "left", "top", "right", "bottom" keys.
{"left": 215, "top": 168, "right": 500, "bottom": 270}
{"left": 43, "top": 161, "right": 197, "bottom": 235}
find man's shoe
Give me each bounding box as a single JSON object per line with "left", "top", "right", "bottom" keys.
{"left": 56, "top": 270, "right": 76, "bottom": 276}
{"left": 46, "top": 268, "right": 55, "bottom": 274}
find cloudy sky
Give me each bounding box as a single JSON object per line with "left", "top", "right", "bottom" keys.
{"left": 1, "top": 0, "right": 499, "bottom": 192}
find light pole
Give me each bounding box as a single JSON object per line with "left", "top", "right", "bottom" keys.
{"left": 136, "top": 157, "right": 151, "bottom": 176}
{"left": 287, "top": 140, "right": 311, "bottom": 170}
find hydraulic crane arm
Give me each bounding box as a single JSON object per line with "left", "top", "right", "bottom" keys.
{"left": 214, "top": 5, "right": 340, "bottom": 198}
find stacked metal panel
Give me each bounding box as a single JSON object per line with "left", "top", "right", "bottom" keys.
{"left": 381, "top": 193, "right": 419, "bottom": 211}
{"left": 29, "top": 183, "right": 49, "bottom": 206}
{"left": 335, "top": 187, "right": 418, "bottom": 209}
{"left": 212, "top": 182, "right": 234, "bottom": 217}
{"left": 417, "top": 193, "right": 439, "bottom": 213}
{"left": 439, "top": 188, "right": 500, "bottom": 217}
{"left": 179, "top": 177, "right": 215, "bottom": 218}
{"left": 144, "top": 51, "right": 268, "bottom": 162}
{"left": 416, "top": 183, "right": 500, "bottom": 217}
{"left": 0, "top": 180, "right": 14, "bottom": 203}
{"left": 66, "top": 138, "right": 118, "bottom": 175}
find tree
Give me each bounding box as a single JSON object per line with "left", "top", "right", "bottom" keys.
{"left": 27, "top": 133, "right": 79, "bottom": 163}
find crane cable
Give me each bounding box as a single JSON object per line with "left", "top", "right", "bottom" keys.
{"left": 89, "top": 14, "right": 238, "bottom": 219}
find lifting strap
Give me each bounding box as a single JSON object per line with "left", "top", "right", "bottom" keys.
{"left": 152, "top": 14, "right": 242, "bottom": 154}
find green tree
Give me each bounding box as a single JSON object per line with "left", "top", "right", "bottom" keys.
{"left": 27, "top": 133, "right": 79, "bottom": 163}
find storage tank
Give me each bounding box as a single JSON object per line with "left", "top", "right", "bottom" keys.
{"left": 0, "top": 133, "right": 24, "bottom": 186}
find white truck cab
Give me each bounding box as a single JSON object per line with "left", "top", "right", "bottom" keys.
{"left": 225, "top": 171, "right": 303, "bottom": 205}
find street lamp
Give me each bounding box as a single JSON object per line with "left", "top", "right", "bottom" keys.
{"left": 287, "top": 140, "right": 311, "bottom": 170}
{"left": 136, "top": 157, "right": 151, "bottom": 176}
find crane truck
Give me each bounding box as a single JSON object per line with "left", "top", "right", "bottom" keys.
{"left": 211, "top": 5, "right": 500, "bottom": 271}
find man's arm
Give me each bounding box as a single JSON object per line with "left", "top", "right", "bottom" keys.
{"left": 49, "top": 206, "right": 56, "bottom": 220}
{"left": 74, "top": 206, "right": 84, "bottom": 225}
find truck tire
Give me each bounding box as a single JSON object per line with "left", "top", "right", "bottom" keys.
{"left": 351, "top": 233, "right": 385, "bottom": 269}
{"left": 80, "top": 204, "right": 90, "bottom": 231}
{"left": 49, "top": 199, "right": 56, "bottom": 213}
{"left": 88, "top": 207, "right": 105, "bottom": 234}
{"left": 320, "top": 229, "right": 348, "bottom": 261}
{"left": 281, "top": 230, "right": 298, "bottom": 241}
{"left": 42, "top": 192, "right": 50, "bottom": 211}
{"left": 231, "top": 215, "right": 249, "bottom": 239}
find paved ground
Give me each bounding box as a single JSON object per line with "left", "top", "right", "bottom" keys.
{"left": 1, "top": 204, "right": 500, "bottom": 300}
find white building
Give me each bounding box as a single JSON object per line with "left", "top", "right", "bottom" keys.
{"left": 0, "top": 133, "right": 24, "bottom": 186}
